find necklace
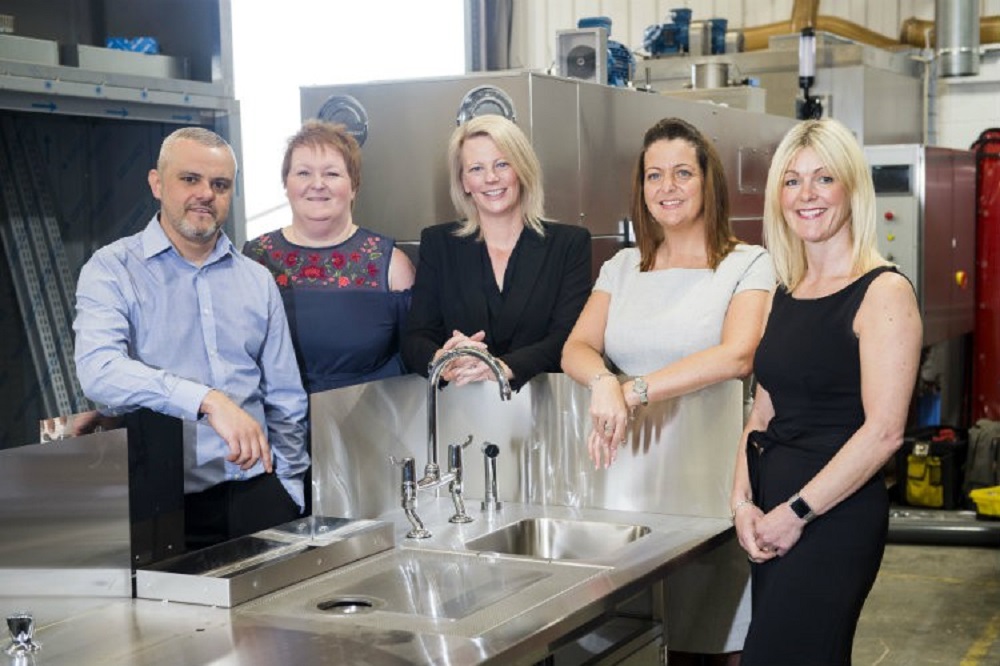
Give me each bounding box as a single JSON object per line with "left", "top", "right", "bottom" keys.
{"left": 286, "top": 222, "right": 357, "bottom": 248}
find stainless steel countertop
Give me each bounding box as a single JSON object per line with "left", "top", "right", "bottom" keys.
{"left": 2, "top": 500, "right": 732, "bottom": 665}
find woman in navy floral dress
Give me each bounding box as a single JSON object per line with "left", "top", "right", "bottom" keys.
{"left": 244, "top": 121, "right": 415, "bottom": 393}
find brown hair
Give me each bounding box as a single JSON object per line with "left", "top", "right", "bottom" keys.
{"left": 630, "top": 117, "right": 736, "bottom": 271}
{"left": 281, "top": 120, "right": 362, "bottom": 192}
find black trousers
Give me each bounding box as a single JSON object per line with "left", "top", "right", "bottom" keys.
{"left": 184, "top": 473, "right": 300, "bottom": 551}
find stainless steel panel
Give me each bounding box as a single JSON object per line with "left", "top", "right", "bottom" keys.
{"left": 136, "top": 517, "right": 394, "bottom": 607}
{"left": 0, "top": 503, "right": 729, "bottom": 665}
{"left": 62, "top": 44, "right": 189, "bottom": 80}
{"left": 301, "top": 72, "right": 795, "bottom": 257}
{"left": 0, "top": 34, "right": 58, "bottom": 66}
{"left": 865, "top": 144, "right": 976, "bottom": 345}
{"left": 300, "top": 72, "right": 532, "bottom": 243}
{"left": 526, "top": 75, "right": 580, "bottom": 228}
{"left": 311, "top": 373, "right": 745, "bottom": 522}
{"left": 0, "top": 430, "right": 131, "bottom": 597}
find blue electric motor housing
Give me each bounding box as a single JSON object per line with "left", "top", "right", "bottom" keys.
{"left": 643, "top": 8, "right": 692, "bottom": 56}
{"left": 577, "top": 16, "right": 634, "bottom": 87}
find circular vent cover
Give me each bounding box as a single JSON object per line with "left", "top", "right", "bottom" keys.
{"left": 316, "top": 94, "right": 369, "bottom": 146}
{"left": 456, "top": 85, "right": 517, "bottom": 126}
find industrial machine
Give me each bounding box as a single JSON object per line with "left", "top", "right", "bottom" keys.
{"left": 643, "top": 31, "right": 924, "bottom": 146}
{"left": 302, "top": 71, "right": 796, "bottom": 273}
{"left": 864, "top": 144, "right": 976, "bottom": 346}
{"left": 864, "top": 144, "right": 976, "bottom": 426}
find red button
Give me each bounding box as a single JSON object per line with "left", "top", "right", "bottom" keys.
{"left": 884, "top": 211, "right": 895, "bottom": 220}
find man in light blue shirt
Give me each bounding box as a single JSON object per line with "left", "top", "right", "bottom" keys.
{"left": 74, "top": 127, "right": 309, "bottom": 548}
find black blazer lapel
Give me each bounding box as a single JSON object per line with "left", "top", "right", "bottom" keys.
{"left": 493, "top": 230, "right": 547, "bottom": 345}
{"left": 454, "top": 234, "right": 490, "bottom": 335}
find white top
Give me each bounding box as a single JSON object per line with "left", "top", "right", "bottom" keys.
{"left": 597, "top": 244, "right": 775, "bottom": 377}
{"left": 591, "top": 243, "right": 775, "bottom": 653}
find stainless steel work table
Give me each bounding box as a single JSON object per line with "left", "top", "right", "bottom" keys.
{"left": 2, "top": 500, "right": 732, "bottom": 665}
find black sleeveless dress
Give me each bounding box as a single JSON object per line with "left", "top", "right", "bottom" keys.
{"left": 741, "top": 267, "right": 897, "bottom": 666}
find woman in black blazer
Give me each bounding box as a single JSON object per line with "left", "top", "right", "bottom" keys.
{"left": 402, "top": 115, "right": 592, "bottom": 391}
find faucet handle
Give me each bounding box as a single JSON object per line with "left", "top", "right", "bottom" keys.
{"left": 389, "top": 455, "right": 416, "bottom": 483}
{"left": 482, "top": 442, "right": 500, "bottom": 458}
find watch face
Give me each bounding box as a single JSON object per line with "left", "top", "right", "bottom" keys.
{"left": 790, "top": 495, "right": 814, "bottom": 521}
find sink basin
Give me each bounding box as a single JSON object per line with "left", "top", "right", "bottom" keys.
{"left": 464, "top": 518, "right": 651, "bottom": 561}
{"left": 240, "top": 548, "right": 602, "bottom": 638}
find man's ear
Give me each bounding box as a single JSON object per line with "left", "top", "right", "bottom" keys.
{"left": 148, "top": 168, "right": 162, "bottom": 200}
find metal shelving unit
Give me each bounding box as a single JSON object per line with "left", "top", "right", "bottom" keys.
{"left": 0, "top": 0, "right": 244, "bottom": 447}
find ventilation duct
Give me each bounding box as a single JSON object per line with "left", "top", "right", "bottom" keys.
{"left": 936, "top": 0, "right": 980, "bottom": 77}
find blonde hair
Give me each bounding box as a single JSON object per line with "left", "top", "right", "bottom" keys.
{"left": 447, "top": 115, "right": 545, "bottom": 237}
{"left": 763, "top": 118, "right": 887, "bottom": 289}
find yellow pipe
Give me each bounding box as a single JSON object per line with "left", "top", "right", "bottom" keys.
{"left": 740, "top": 0, "right": 1000, "bottom": 52}
{"left": 744, "top": 16, "right": 901, "bottom": 51}
{"left": 790, "top": 0, "right": 820, "bottom": 32}
{"left": 900, "top": 16, "right": 1000, "bottom": 47}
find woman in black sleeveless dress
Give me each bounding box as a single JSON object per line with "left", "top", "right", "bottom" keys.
{"left": 730, "top": 118, "right": 922, "bottom": 666}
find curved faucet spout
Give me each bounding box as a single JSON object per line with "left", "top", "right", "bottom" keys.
{"left": 424, "top": 348, "right": 512, "bottom": 485}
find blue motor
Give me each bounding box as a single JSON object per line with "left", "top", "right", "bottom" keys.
{"left": 578, "top": 16, "right": 634, "bottom": 87}
{"left": 708, "top": 18, "right": 728, "bottom": 55}
{"left": 642, "top": 8, "right": 692, "bottom": 56}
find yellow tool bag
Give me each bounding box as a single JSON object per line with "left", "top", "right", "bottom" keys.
{"left": 897, "top": 427, "right": 967, "bottom": 509}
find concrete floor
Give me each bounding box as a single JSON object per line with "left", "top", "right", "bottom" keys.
{"left": 853, "top": 543, "right": 1000, "bottom": 665}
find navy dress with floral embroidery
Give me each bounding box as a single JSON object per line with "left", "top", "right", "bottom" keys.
{"left": 243, "top": 228, "right": 410, "bottom": 393}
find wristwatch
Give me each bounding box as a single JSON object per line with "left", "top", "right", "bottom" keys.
{"left": 788, "top": 493, "right": 816, "bottom": 523}
{"left": 632, "top": 376, "right": 649, "bottom": 405}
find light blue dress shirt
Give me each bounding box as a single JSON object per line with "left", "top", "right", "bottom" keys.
{"left": 74, "top": 216, "right": 310, "bottom": 509}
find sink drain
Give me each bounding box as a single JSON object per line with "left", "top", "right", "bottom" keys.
{"left": 316, "top": 596, "right": 382, "bottom": 616}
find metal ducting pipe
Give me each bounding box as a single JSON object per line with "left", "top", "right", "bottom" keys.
{"left": 936, "top": 0, "right": 980, "bottom": 76}
{"left": 743, "top": 15, "right": 903, "bottom": 52}
{"left": 900, "top": 16, "right": 1000, "bottom": 48}
{"left": 465, "top": 0, "right": 514, "bottom": 72}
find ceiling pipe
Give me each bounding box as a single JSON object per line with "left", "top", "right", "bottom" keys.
{"left": 741, "top": 0, "right": 998, "bottom": 53}
{"left": 900, "top": 16, "right": 1000, "bottom": 49}
{"left": 936, "top": 0, "right": 980, "bottom": 77}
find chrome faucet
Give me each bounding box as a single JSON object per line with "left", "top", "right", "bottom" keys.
{"left": 389, "top": 456, "right": 430, "bottom": 539}
{"left": 421, "top": 347, "right": 512, "bottom": 490}
{"left": 447, "top": 434, "right": 475, "bottom": 523}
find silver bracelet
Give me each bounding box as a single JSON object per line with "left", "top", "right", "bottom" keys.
{"left": 731, "top": 498, "right": 755, "bottom": 522}
{"left": 588, "top": 371, "right": 616, "bottom": 390}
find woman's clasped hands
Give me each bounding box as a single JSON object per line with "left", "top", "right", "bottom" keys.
{"left": 734, "top": 501, "right": 804, "bottom": 563}
{"left": 434, "top": 330, "right": 509, "bottom": 385}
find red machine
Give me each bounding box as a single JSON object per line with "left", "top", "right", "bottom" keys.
{"left": 972, "top": 129, "right": 1000, "bottom": 420}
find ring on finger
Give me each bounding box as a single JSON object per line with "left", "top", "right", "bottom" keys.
{"left": 603, "top": 422, "right": 613, "bottom": 435}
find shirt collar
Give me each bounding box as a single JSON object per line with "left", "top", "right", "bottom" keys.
{"left": 141, "top": 214, "right": 236, "bottom": 265}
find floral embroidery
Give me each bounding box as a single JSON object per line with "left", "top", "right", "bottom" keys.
{"left": 246, "top": 230, "right": 388, "bottom": 290}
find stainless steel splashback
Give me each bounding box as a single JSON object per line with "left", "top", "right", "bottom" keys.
{"left": 311, "top": 373, "right": 744, "bottom": 522}
{"left": 300, "top": 72, "right": 796, "bottom": 260}
{"left": 0, "top": 430, "right": 132, "bottom": 597}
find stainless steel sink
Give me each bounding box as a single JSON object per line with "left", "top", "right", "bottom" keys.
{"left": 239, "top": 548, "right": 603, "bottom": 638}
{"left": 464, "top": 518, "right": 651, "bottom": 561}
